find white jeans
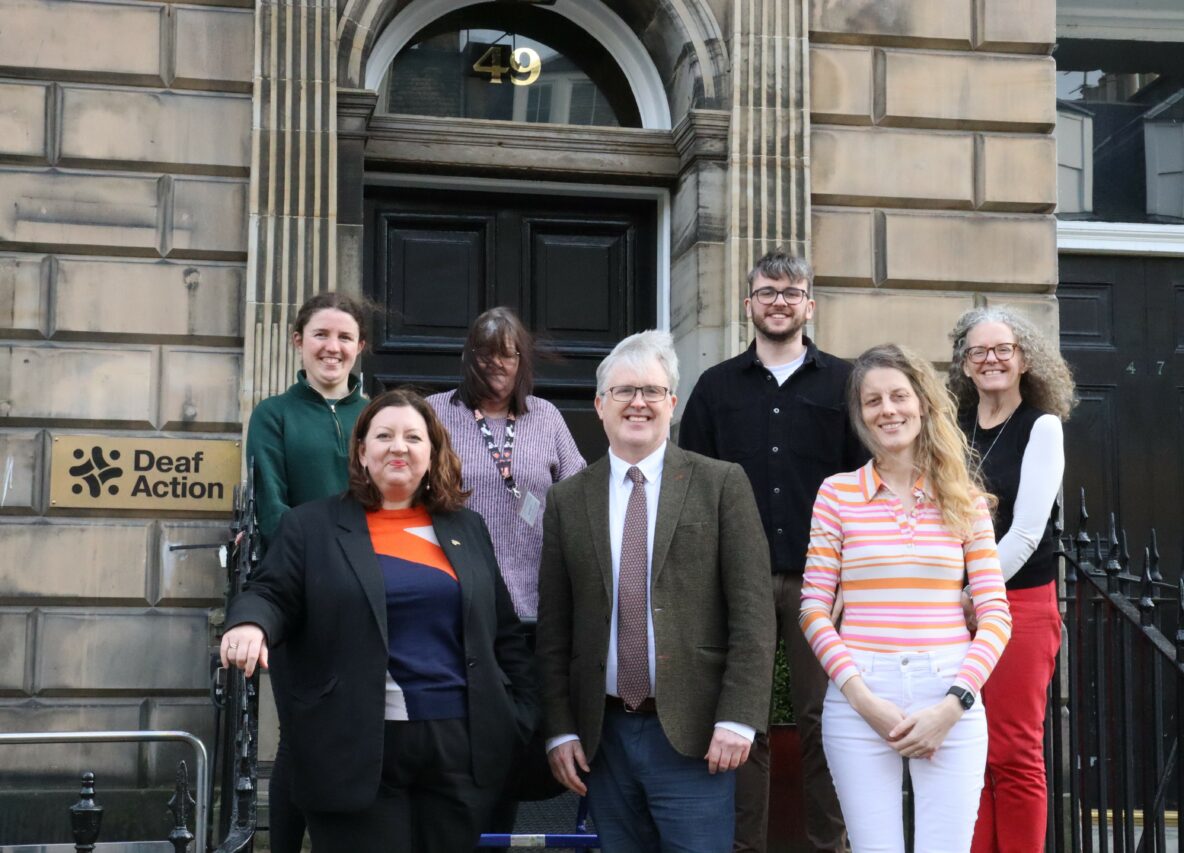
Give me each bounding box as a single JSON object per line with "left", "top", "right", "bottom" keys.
{"left": 822, "top": 647, "right": 987, "bottom": 853}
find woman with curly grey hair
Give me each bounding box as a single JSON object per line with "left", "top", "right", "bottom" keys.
{"left": 948, "top": 306, "right": 1076, "bottom": 853}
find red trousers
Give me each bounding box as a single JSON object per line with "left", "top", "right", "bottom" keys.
{"left": 971, "top": 581, "right": 1061, "bottom": 853}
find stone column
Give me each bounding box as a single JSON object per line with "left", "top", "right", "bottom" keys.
{"left": 242, "top": 0, "right": 339, "bottom": 410}
{"left": 724, "top": 0, "right": 811, "bottom": 356}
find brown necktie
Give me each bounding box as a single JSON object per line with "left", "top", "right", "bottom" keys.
{"left": 616, "top": 465, "right": 650, "bottom": 707}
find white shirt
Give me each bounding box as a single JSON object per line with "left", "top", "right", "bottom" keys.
{"left": 546, "top": 441, "right": 754, "bottom": 752}
{"left": 998, "top": 414, "right": 1065, "bottom": 582}
{"left": 766, "top": 351, "right": 806, "bottom": 386}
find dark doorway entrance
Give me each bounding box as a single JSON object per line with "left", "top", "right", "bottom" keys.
{"left": 363, "top": 185, "right": 658, "bottom": 459}
{"left": 1057, "top": 254, "right": 1184, "bottom": 583}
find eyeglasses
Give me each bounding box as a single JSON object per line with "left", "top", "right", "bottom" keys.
{"left": 603, "top": 385, "right": 670, "bottom": 403}
{"left": 750, "top": 286, "right": 809, "bottom": 306}
{"left": 474, "top": 349, "right": 520, "bottom": 363}
{"left": 965, "top": 343, "right": 1021, "bottom": 363}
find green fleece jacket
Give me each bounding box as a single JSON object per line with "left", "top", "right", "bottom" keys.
{"left": 246, "top": 371, "right": 367, "bottom": 543}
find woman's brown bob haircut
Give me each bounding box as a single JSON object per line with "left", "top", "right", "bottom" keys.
{"left": 454, "top": 307, "right": 535, "bottom": 414}
{"left": 347, "top": 389, "right": 470, "bottom": 513}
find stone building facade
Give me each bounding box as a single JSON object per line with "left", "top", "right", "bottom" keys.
{"left": 0, "top": 0, "right": 1057, "bottom": 840}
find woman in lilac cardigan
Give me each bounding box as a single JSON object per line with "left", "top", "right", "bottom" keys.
{"left": 428, "top": 307, "right": 585, "bottom": 621}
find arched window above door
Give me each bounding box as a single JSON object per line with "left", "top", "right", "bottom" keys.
{"left": 375, "top": 4, "right": 642, "bottom": 128}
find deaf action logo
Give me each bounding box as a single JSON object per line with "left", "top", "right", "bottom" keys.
{"left": 69, "top": 446, "right": 125, "bottom": 497}
{"left": 52, "top": 436, "right": 239, "bottom": 512}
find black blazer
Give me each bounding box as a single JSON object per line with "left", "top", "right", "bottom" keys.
{"left": 226, "top": 494, "right": 536, "bottom": 812}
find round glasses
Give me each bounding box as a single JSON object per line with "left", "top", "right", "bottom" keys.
{"left": 965, "top": 343, "right": 1020, "bottom": 363}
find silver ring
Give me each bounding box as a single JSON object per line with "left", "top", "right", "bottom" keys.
{"left": 228, "top": 643, "right": 239, "bottom": 649}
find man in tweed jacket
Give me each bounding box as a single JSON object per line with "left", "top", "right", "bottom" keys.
{"left": 536, "top": 330, "right": 776, "bottom": 853}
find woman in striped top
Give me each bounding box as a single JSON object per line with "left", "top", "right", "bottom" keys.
{"left": 799, "top": 344, "right": 1012, "bottom": 853}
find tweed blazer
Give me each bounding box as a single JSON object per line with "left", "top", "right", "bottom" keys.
{"left": 535, "top": 443, "right": 775, "bottom": 761}
{"left": 226, "top": 494, "right": 536, "bottom": 812}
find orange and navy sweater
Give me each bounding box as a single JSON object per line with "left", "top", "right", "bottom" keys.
{"left": 366, "top": 507, "right": 466, "bottom": 721}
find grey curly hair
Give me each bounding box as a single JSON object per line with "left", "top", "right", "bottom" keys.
{"left": 948, "top": 306, "right": 1077, "bottom": 422}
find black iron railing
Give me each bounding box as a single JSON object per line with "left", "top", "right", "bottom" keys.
{"left": 1046, "top": 490, "right": 1183, "bottom": 853}
{"left": 207, "top": 468, "right": 261, "bottom": 853}
{"left": 0, "top": 730, "right": 208, "bottom": 852}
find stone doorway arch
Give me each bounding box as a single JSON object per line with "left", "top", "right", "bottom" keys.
{"left": 337, "top": 0, "right": 729, "bottom": 129}
{"left": 242, "top": 0, "right": 810, "bottom": 410}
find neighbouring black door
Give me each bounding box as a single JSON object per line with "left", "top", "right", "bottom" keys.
{"left": 364, "top": 186, "right": 658, "bottom": 459}
{"left": 1058, "top": 254, "right": 1184, "bottom": 584}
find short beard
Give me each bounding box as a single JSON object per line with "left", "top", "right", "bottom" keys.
{"left": 752, "top": 312, "right": 806, "bottom": 344}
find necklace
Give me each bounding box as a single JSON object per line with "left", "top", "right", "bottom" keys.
{"left": 971, "top": 408, "right": 1016, "bottom": 473}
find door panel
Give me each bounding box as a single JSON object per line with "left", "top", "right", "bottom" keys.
{"left": 381, "top": 216, "right": 493, "bottom": 340}
{"left": 1058, "top": 254, "right": 1183, "bottom": 584}
{"left": 364, "top": 186, "right": 657, "bottom": 460}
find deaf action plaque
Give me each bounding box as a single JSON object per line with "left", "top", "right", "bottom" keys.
{"left": 50, "top": 435, "right": 240, "bottom": 512}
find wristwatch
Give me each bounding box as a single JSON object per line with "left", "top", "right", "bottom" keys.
{"left": 947, "top": 686, "right": 975, "bottom": 710}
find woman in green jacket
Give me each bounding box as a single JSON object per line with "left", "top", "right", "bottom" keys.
{"left": 248, "top": 293, "right": 370, "bottom": 543}
{"left": 244, "top": 291, "right": 369, "bottom": 853}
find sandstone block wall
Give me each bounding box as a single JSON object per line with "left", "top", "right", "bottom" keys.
{"left": 807, "top": 0, "right": 1059, "bottom": 358}
{"left": 0, "top": 0, "right": 252, "bottom": 791}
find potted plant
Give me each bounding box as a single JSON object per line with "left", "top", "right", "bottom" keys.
{"left": 767, "top": 642, "right": 809, "bottom": 852}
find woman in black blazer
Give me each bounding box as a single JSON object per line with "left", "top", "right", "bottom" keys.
{"left": 221, "top": 388, "right": 536, "bottom": 852}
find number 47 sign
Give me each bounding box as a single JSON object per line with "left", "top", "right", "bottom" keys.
{"left": 472, "top": 44, "right": 541, "bottom": 85}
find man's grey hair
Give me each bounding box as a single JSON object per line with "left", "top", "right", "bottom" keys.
{"left": 746, "top": 250, "right": 813, "bottom": 292}
{"left": 596, "top": 330, "right": 680, "bottom": 397}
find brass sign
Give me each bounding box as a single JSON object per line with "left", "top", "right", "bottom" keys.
{"left": 50, "top": 435, "right": 240, "bottom": 512}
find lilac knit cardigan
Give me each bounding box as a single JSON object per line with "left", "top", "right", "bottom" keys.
{"left": 427, "top": 391, "right": 586, "bottom": 618}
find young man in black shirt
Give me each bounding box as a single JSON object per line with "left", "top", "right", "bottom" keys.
{"left": 679, "top": 251, "right": 866, "bottom": 853}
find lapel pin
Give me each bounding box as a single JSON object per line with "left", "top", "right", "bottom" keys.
{"left": 451, "top": 539, "right": 461, "bottom": 547}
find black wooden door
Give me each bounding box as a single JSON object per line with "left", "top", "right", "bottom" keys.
{"left": 363, "top": 186, "right": 657, "bottom": 459}
{"left": 1058, "top": 254, "right": 1184, "bottom": 583}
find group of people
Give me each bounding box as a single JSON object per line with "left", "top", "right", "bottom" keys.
{"left": 219, "top": 248, "right": 1077, "bottom": 853}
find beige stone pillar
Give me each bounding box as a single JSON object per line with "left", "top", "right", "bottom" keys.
{"left": 242, "top": 0, "right": 339, "bottom": 411}
{"left": 724, "top": 0, "right": 811, "bottom": 356}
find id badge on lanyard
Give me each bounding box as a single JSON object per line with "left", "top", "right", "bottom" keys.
{"left": 473, "top": 408, "right": 541, "bottom": 526}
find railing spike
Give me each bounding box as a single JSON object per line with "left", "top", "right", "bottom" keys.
{"left": 1074, "top": 488, "right": 1091, "bottom": 564}
{"left": 1118, "top": 527, "right": 1130, "bottom": 574}
{"left": 1138, "top": 547, "right": 1155, "bottom": 626}
{"left": 1103, "top": 518, "right": 1122, "bottom": 592}
{"left": 70, "top": 771, "right": 103, "bottom": 853}
{"left": 1149, "top": 528, "right": 1162, "bottom": 582}
{"left": 167, "top": 760, "right": 195, "bottom": 853}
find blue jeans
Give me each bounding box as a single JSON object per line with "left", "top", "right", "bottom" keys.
{"left": 588, "top": 707, "right": 735, "bottom": 853}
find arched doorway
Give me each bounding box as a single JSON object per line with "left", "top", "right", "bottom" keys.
{"left": 353, "top": 0, "right": 680, "bottom": 457}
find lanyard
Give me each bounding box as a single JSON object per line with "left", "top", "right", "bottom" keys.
{"left": 472, "top": 408, "right": 520, "bottom": 498}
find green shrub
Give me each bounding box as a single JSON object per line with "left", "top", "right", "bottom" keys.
{"left": 770, "top": 641, "right": 795, "bottom": 725}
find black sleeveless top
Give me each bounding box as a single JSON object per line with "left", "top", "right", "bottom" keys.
{"left": 961, "top": 401, "right": 1058, "bottom": 590}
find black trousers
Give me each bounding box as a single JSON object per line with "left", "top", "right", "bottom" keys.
{"left": 267, "top": 735, "right": 307, "bottom": 853}
{"left": 266, "top": 648, "right": 307, "bottom": 853}
{"left": 304, "top": 718, "right": 499, "bottom": 853}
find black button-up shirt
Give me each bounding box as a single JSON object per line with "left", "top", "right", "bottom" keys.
{"left": 678, "top": 338, "right": 868, "bottom": 575}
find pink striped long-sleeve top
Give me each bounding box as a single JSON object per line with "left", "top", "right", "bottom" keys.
{"left": 799, "top": 460, "right": 1012, "bottom": 694}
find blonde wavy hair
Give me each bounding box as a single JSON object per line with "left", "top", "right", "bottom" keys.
{"left": 849, "top": 344, "right": 989, "bottom": 539}
{"left": 948, "top": 306, "right": 1077, "bottom": 421}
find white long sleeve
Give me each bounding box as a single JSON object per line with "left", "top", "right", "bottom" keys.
{"left": 997, "top": 414, "right": 1063, "bottom": 582}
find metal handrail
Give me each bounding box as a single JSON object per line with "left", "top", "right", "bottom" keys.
{"left": 0, "top": 730, "right": 208, "bottom": 853}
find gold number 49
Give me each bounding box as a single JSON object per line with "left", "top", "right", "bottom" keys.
{"left": 472, "top": 45, "right": 541, "bottom": 86}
